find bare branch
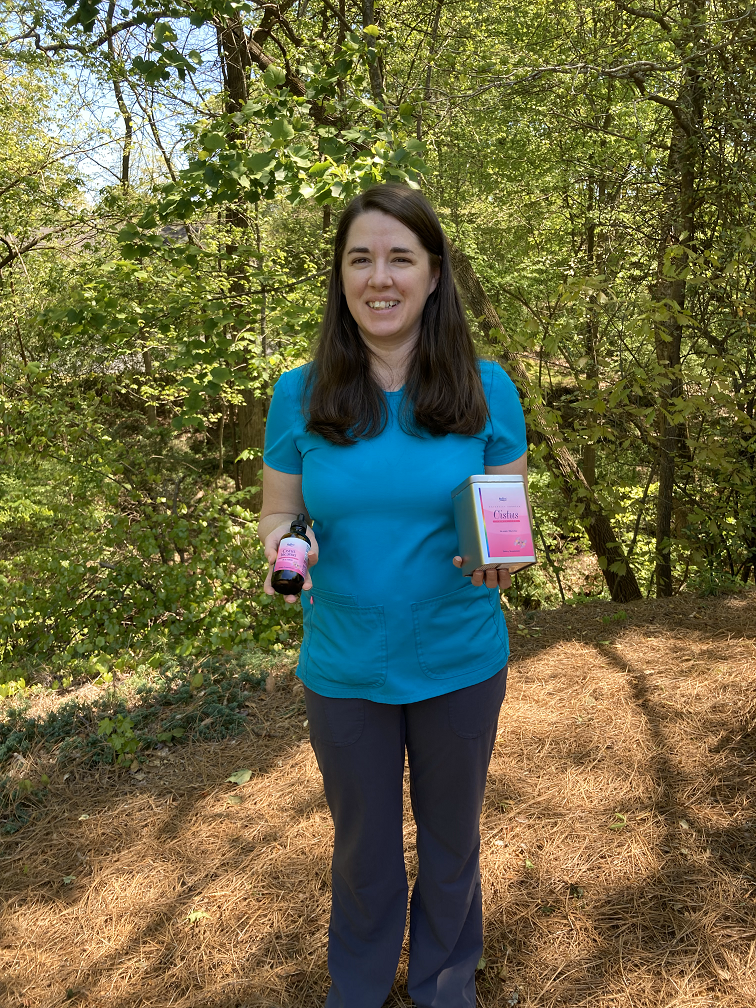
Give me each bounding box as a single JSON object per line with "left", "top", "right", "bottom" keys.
{"left": 0, "top": 222, "right": 84, "bottom": 272}
{"left": 0, "top": 234, "right": 47, "bottom": 270}
{"left": 613, "top": 1, "right": 673, "bottom": 31}
{"left": 642, "top": 92, "right": 693, "bottom": 134}
{"left": 0, "top": 28, "right": 41, "bottom": 48}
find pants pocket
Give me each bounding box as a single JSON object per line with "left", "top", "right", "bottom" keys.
{"left": 411, "top": 581, "right": 506, "bottom": 679}
{"left": 448, "top": 666, "right": 508, "bottom": 739}
{"left": 304, "top": 687, "right": 365, "bottom": 747}
{"left": 303, "top": 589, "right": 388, "bottom": 689}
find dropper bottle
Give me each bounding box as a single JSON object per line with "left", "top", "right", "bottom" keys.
{"left": 271, "top": 514, "right": 311, "bottom": 595}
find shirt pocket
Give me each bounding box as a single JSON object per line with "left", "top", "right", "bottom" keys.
{"left": 302, "top": 588, "right": 388, "bottom": 689}
{"left": 412, "top": 581, "right": 507, "bottom": 680}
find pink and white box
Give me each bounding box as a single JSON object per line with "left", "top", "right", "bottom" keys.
{"left": 451, "top": 474, "right": 537, "bottom": 576}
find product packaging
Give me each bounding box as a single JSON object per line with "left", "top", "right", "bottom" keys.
{"left": 451, "top": 475, "right": 536, "bottom": 576}
{"left": 272, "top": 514, "right": 311, "bottom": 595}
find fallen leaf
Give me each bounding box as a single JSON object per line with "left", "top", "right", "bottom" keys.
{"left": 78, "top": 814, "right": 90, "bottom": 821}
{"left": 226, "top": 769, "right": 252, "bottom": 786}
{"left": 609, "top": 813, "right": 627, "bottom": 831}
{"left": 62, "top": 875, "right": 76, "bottom": 885}
{"left": 476, "top": 956, "right": 487, "bottom": 970}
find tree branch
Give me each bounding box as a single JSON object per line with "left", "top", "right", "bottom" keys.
{"left": 613, "top": 0, "right": 673, "bottom": 31}
{"left": 449, "top": 241, "right": 642, "bottom": 602}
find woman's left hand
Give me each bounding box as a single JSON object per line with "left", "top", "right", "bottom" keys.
{"left": 453, "top": 556, "right": 512, "bottom": 591}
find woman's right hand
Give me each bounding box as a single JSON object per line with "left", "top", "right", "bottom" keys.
{"left": 263, "top": 521, "right": 320, "bottom": 604}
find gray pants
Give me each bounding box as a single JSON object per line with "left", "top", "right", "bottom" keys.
{"left": 304, "top": 666, "right": 507, "bottom": 1008}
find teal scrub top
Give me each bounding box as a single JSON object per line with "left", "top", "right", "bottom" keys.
{"left": 263, "top": 359, "right": 528, "bottom": 704}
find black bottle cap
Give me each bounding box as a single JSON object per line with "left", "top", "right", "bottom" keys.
{"left": 290, "top": 513, "right": 307, "bottom": 535}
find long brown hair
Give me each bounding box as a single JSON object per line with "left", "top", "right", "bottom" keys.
{"left": 305, "top": 184, "right": 488, "bottom": 445}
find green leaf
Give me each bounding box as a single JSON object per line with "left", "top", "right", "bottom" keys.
{"left": 363, "top": 23, "right": 381, "bottom": 37}
{"left": 263, "top": 65, "right": 287, "bottom": 88}
{"left": 226, "top": 769, "right": 252, "bottom": 785}
{"left": 247, "top": 151, "right": 278, "bottom": 174}
{"left": 269, "top": 118, "right": 296, "bottom": 143}
{"left": 154, "top": 23, "right": 178, "bottom": 45}
{"left": 201, "top": 133, "right": 227, "bottom": 153}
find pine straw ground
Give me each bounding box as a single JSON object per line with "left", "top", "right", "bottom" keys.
{"left": 1, "top": 591, "right": 755, "bottom": 1008}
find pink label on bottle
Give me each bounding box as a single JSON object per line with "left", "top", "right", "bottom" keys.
{"left": 478, "top": 484, "right": 535, "bottom": 559}
{"left": 274, "top": 536, "right": 310, "bottom": 578}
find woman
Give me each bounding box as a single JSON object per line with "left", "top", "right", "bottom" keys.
{"left": 259, "top": 184, "right": 527, "bottom": 1008}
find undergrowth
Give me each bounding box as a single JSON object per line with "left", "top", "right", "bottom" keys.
{"left": 0, "top": 646, "right": 286, "bottom": 834}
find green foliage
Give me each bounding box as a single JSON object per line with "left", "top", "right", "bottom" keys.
{"left": 0, "top": 450, "right": 300, "bottom": 664}
{"left": 1, "top": 773, "right": 50, "bottom": 834}
{"left": 2, "top": 0, "right": 756, "bottom": 654}
{"left": 0, "top": 648, "right": 274, "bottom": 782}
{"left": 97, "top": 714, "right": 139, "bottom": 763}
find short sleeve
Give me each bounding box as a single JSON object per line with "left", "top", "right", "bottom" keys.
{"left": 483, "top": 362, "right": 528, "bottom": 466}
{"left": 263, "top": 371, "right": 303, "bottom": 475}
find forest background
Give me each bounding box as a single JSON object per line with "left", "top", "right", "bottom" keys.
{"left": 2, "top": 0, "right": 756, "bottom": 696}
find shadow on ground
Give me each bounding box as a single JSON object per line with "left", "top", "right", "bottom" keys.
{"left": 0, "top": 591, "right": 754, "bottom": 1007}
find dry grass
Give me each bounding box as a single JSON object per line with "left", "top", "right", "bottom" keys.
{"left": 1, "top": 591, "right": 755, "bottom": 1008}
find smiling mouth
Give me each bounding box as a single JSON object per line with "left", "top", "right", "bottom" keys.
{"left": 367, "top": 300, "right": 399, "bottom": 309}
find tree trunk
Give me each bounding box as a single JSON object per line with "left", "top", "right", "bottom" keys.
{"left": 650, "top": 6, "right": 705, "bottom": 596}
{"left": 106, "top": 1, "right": 132, "bottom": 188}
{"left": 582, "top": 191, "right": 599, "bottom": 489}
{"left": 416, "top": 0, "right": 443, "bottom": 141}
{"left": 217, "top": 17, "right": 268, "bottom": 493}
{"left": 142, "top": 350, "right": 157, "bottom": 424}
{"left": 361, "top": 0, "right": 384, "bottom": 103}
{"left": 450, "top": 243, "right": 642, "bottom": 603}
{"left": 237, "top": 390, "right": 268, "bottom": 489}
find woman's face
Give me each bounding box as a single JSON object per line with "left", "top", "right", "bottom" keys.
{"left": 341, "top": 210, "right": 440, "bottom": 348}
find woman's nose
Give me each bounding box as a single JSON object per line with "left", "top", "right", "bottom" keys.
{"left": 368, "top": 259, "right": 392, "bottom": 288}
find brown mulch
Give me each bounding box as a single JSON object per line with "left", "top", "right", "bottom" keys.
{"left": 1, "top": 590, "right": 755, "bottom": 1008}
